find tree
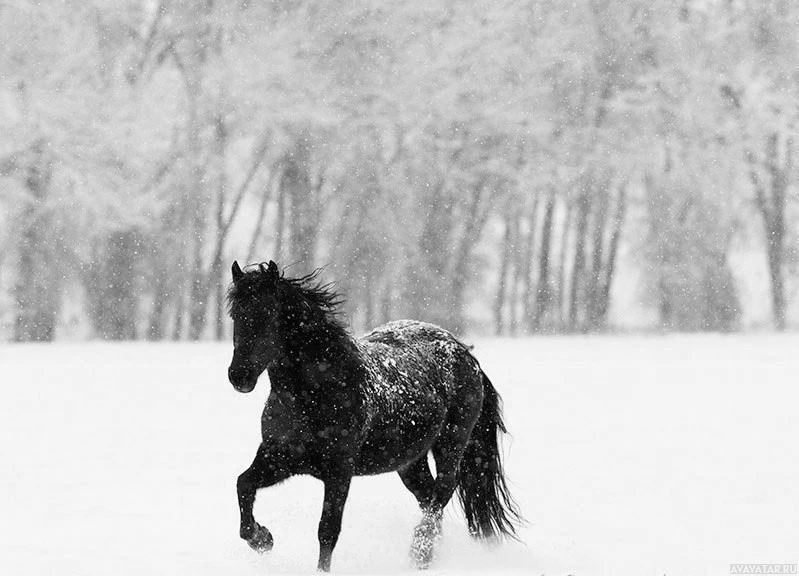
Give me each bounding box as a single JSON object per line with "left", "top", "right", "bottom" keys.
{"left": 717, "top": 0, "right": 799, "bottom": 330}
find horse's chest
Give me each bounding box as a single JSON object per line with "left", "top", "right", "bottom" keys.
{"left": 261, "top": 389, "right": 362, "bottom": 473}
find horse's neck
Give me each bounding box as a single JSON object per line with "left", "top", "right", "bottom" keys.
{"left": 274, "top": 323, "right": 361, "bottom": 388}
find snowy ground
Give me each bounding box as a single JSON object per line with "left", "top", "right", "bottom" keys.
{"left": 1, "top": 335, "right": 797, "bottom": 576}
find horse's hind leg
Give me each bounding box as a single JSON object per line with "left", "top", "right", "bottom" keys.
{"left": 411, "top": 383, "right": 482, "bottom": 568}
{"left": 398, "top": 455, "right": 435, "bottom": 510}
{"left": 409, "top": 427, "right": 471, "bottom": 568}
{"left": 237, "top": 443, "right": 292, "bottom": 553}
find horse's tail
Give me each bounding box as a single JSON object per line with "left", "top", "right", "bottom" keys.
{"left": 456, "top": 369, "right": 523, "bottom": 541}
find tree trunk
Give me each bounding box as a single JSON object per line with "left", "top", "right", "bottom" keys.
{"left": 448, "top": 178, "right": 494, "bottom": 335}
{"left": 507, "top": 212, "right": 524, "bottom": 335}
{"left": 531, "top": 191, "right": 556, "bottom": 332}
{"left": 412, "top": 180, "right": 455, "bottom": 324}
{"left": 568, "top": 185, "right": 592, "bottom": 332}
{"left": 147, "top": 269, "right": 169, "bottom": 341}
{"left": 380, "top": 276, "right": 393, "bottom": 326}
{"left": 172, "top": 279, "right": 186, "bottom": 341}
{"left": 764, "top": 135, "right": 789, "bottom": 331}
{"left": 587, "top": 181, "right": 610, "bottom": 331}
{"left": 493, "top": 208, "right": 516, "bottom": 335}
{"left": 556, "top": 202, "right": 574, "bottom": 328}
{"left": 766, "top": 241, "right": 786, "bottom": 331}
{"left": 518, "top": 192, "right": 541, "bottom": 333}
{"left": 214, "top": 261, "right": 226, "bottom": 341}
{"left": 87, "top": 230, "right": 141, "bottom": 340}
{"left": 179, "top": 52, "right": 208, "bottom": 341}
{"left": 14, "top": 139, "right": 62, "bottom": 342}
{"left": 749, "top": 134, "right": 790, "bottom": 331}
{"left": 274, "top": 168, "right": 286, "bottom": 260}
{"left": 246, "top": 169, "right": 278, "bottom": 263}
{"left": 285, "top": 131, "right": 319, "bottom": 273}
{"left": 595, "top": 182, "right": 628, "bottom": 329}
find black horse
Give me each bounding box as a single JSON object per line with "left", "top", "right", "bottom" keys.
{"left": 227, "top": 261, "right": 522, "bottom": 571}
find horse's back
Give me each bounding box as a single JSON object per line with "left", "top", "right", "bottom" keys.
{"left": 359, "top": 319, "right": 476, "bottom": 396}
{"left": 352, "top": 320, "right": 483, "bottom": 475}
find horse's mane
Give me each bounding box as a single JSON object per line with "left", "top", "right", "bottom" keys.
{"left": 227, "top": 263, "right": 348, "bottom": 338}
{"left": 281, "top": 268, "right": 344, "bottom": 319}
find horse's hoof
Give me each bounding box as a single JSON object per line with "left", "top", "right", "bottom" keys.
{"left": 244, "top": 523, "right": 274, "bottom": 553}
{"left": 410, "top": 523, "right": 440, "bottom": 569}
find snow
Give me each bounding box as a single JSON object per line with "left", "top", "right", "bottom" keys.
{"left": 1, "top": 336, "right": 797, "bottom": 575}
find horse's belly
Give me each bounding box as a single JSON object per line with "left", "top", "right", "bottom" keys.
{"left": 354, "top": 404, "right": 446, "bottom": 475}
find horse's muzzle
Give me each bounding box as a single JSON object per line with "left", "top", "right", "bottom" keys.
{"left": 229, "top": 365, "right": 257, "bottom": 393}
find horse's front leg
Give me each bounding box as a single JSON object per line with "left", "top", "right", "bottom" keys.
{"left": 237, "top": 443, "right": 292, "bottom": 553}
{"left": 317, "top": 474, "right": 353, "bottom": 572}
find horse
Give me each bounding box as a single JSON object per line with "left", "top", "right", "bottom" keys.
{"left": 226, "top": 260, "right": 522, "bottom": 571}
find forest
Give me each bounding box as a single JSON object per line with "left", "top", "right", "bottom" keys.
{"left": 1, "top": 0, "right": 798, "bottom": 341}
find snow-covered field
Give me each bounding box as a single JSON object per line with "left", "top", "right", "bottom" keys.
{"left": 1, "top": 336, "right": 797, "bottom": 576}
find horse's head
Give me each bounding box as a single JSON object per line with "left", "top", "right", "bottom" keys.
{"left": 227, "top": 260, "right": 284, "bottom": 393}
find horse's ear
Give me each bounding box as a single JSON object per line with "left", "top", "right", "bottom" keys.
{"left": 232, "top": 261, "right": 244, "bottom": 282}
{"left": 259, "top": 261, "right": 279, "bottom": 284}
